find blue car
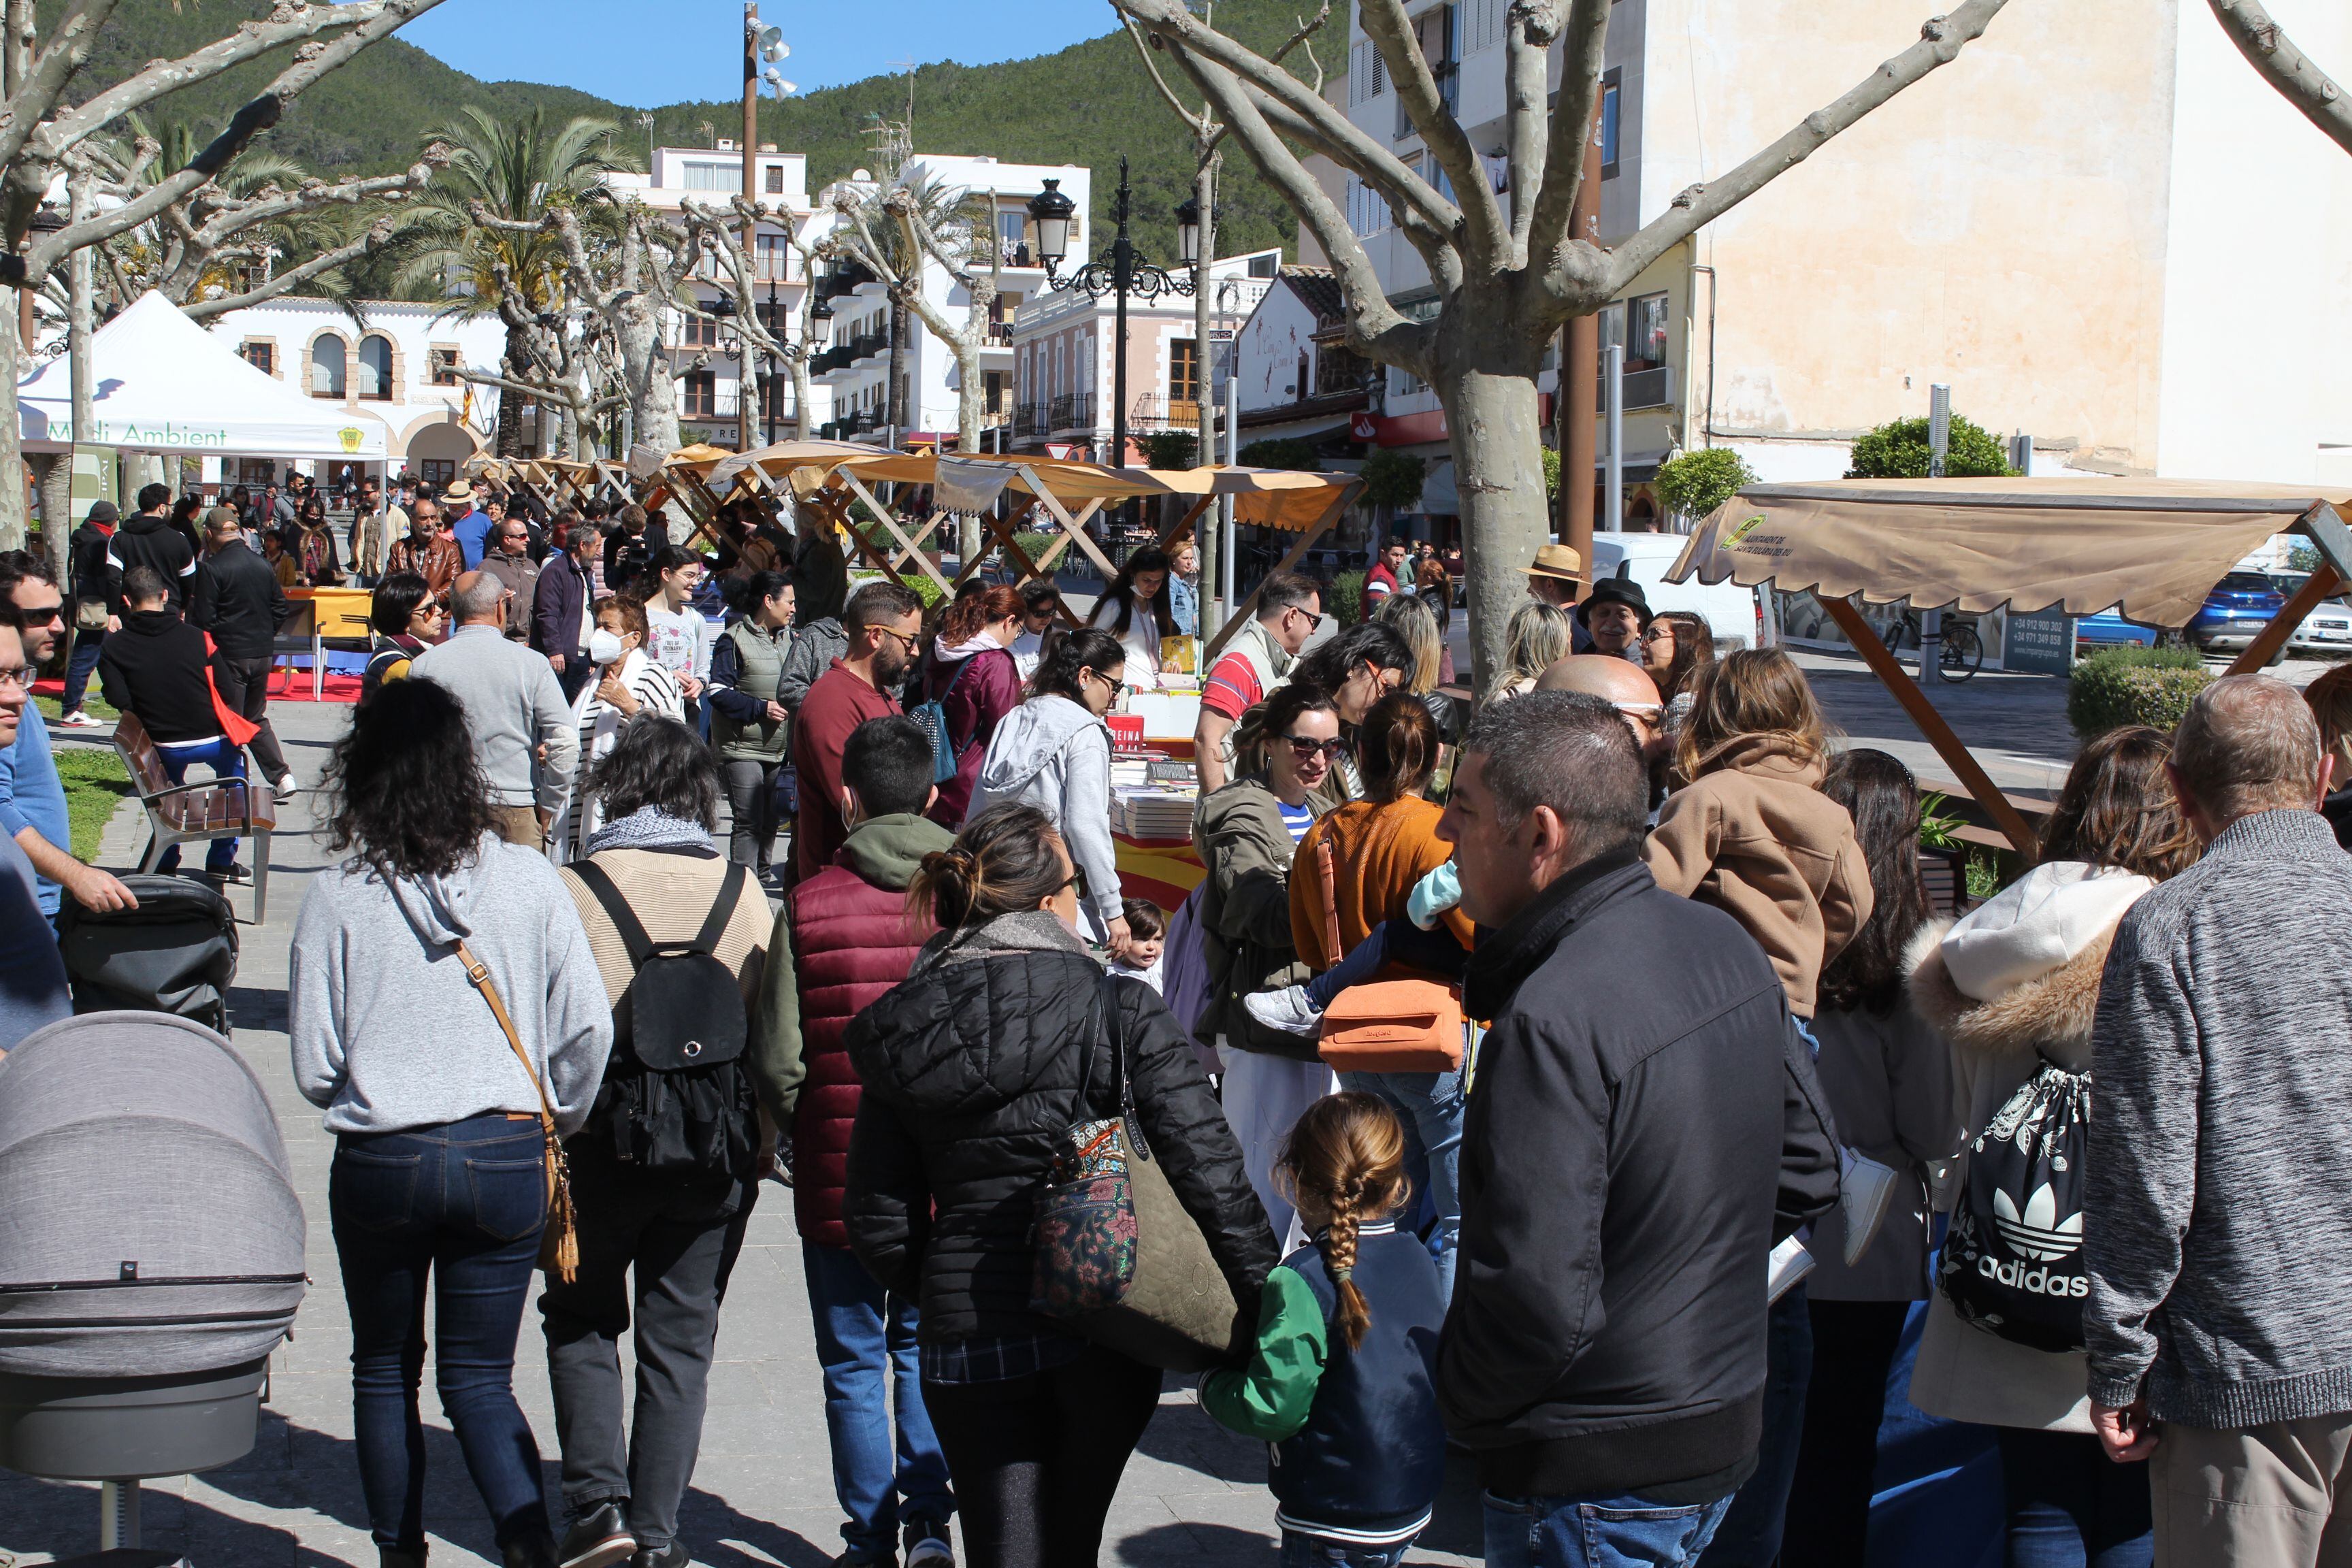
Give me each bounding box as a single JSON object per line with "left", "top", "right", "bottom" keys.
{"left": 2075, "top": 609, "right": 2158, "bottom": 650}
{"left": 2189, "top": 571, "right": 2287, "bottom": 653}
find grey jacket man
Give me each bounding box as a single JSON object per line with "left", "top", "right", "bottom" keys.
{"left": 2085, "top": 807, "right": 2352, "bottom": 1428}
{"left": 409, "top": 625, "right": 580, "bottom": 815}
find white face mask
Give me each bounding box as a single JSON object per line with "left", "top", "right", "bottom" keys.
{"left": 587, "top": 628, "right": 626, "bottom": 665}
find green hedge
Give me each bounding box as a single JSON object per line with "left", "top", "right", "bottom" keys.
{"left": 1330, "top": 569, "right": 1366, "bottom": 625}
{"left": 2068, "top": 646, "right": 2212, "bottom": 740}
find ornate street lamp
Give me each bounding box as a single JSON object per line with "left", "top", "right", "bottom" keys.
{"left": 1030, "top": 156, "right": 1192, "bottom": 467}
{"left": 1175, "top": 193, "right": 1200, "bottom": 267}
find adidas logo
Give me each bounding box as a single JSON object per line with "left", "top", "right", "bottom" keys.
{"left": 1993, "top": 1183, "right": 2082, "bottom": 1263}
{"left": 1978, "top": 1254, "right": 2089, "bottom": 1298}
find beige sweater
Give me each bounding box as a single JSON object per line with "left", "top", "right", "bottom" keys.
{"left": 1643, "top": 740, "right": 1872, "bottom": 1017}
{"left": 559, "top": 847, "right": 772, "bottom": 1013}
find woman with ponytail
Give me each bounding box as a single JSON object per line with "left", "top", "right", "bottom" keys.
{"left": 842, "top": 803, "right": 1276, "bottom": 1568}
{"left": 1200, "top": 1092, "right": 1446, "bottom": 1565}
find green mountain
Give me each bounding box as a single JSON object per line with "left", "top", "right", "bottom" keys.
{"left": 46, "top": 1, "right": 1314, "bottom": 265}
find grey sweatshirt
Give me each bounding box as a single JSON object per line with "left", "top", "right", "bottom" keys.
{"left": 973, "top": 693, "right": 1120, "bottom": 934}
{"left": 2085, "top": 808, "right": 2352, "bottom": 1427}
{"left": 290, "top": 832, "right": 613, "bottom": 1137}
{"left": 410, "top": 625, "right": 580, "bottom": 812}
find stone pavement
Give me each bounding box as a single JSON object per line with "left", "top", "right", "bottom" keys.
{"left": 0, "top": 697, "right": 1487, "bottom": 1568}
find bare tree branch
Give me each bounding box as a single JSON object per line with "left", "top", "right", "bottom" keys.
{"left": 0, "top": 0, "right": 118, "bottom": 176}
{"left": 2208, "top": 0, "right": 2352, "bottom": 157}
{"left": 1125, "top": 20, "right": 1211, "bottom": 138}
{"left": 1163, "top": 40, "right": 1432, "bottom": 372}
{"left": 1245, "top": 82, "right": 1465, "bottom": 294}
{"left": 1524, "top": 0, "right": 1605, "bottom": 257}
{"left": 1599, "top": 0, "right": 2010, "bottom": 296}
{"left": 1116, "top": 0, "right": 1461, "bottom": 240}
{"left": 22, "top": 0, "right": 453, "bottom": 280}
{"left": 180, "top": 218, "right": 395, "bottom": 319}
{"left": 1356, "top": 0, "right": 1503, "bottom": 263}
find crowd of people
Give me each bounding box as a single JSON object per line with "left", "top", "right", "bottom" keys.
{"left": 2, "top": 500, "right": 2351, "bottom": 1568}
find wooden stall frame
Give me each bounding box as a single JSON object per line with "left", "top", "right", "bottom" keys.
{"left": 1200, "top": 480, "right": 1364, "bottom": 664}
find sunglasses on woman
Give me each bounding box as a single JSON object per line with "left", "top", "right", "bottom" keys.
{"left": 1058, "top": 866, "right": 1092, "bottom": 900}
{"left": 1284, "top": 734, "right": 1349, "bottom": 761}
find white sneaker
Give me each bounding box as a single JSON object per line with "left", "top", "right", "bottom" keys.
{"left": 1243, "top": 985, "right": 1324, "bottom": 1037}
{"left": 270, "top": 773, "right": 301, "bottom": 801}
{"left": 904, "top": 1536, "right": 953, "bottom": 1568}
{"left": 56, "top": 709, "right": 101, "bottom": 729}
{"left": 1839, "top": 1148, "right": 1899, "bottom": 1267}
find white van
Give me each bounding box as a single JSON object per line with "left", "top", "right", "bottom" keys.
{"left": 1590, "top": 532, "right": 1764, "bottom": 651}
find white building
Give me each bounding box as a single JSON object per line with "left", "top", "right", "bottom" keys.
{"left": 201, "top": 296, "right": 507, "bottom": 487}
{"left": 604, "top": 143, "right": 830, "bottom": 447}
{"left": 1305, "top": 0, "right": 2352, "bottom": 525}
{"left": 808, "top": 153, "right": 1090, "bottom": 448}
{"left": 1011, "top": 249, "right": 1276, "bottom": 462}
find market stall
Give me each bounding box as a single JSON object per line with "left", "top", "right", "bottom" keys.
{"left": 1667, "top": 476, "right": 2352, "bottom": 855}
{"left": 18, "top": 291, "right": 388, "bottom": 463}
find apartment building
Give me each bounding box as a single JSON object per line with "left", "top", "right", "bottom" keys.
{"left": 1305, "top": 0, "right": 2352, "bottom": 521}
{"left": 1009, "top": 250, "right": 1277, "bottom": 461}
{"left": 806, "top": 154, "right": 1090, "bottom": 448}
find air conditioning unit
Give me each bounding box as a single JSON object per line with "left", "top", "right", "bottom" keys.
{"left": 1621, "top": 365, "right": 1676, "bottom": 410}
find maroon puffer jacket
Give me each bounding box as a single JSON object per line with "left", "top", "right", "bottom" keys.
{"left": 787, "top": 817, "right": 946, "bottom": 1245}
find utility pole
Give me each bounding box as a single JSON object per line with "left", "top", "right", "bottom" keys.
{"left": 739, "top": 3, "right": 761, "bottom": 452}
{"left": 1559, "top": 101, "right": 1603, "bottom": 579}
{"left": 1921, "top": 382, "right": 1951, "bottom": 683}
{"left": 1192, "top": 152, "right": 1220, "bottom": 637}
{"left": 1603, "top": 342, "right": 1623, "bottom": 533}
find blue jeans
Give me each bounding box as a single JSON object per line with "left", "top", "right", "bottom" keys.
{"left": 1997, "top": 1427, "right": 2153, "bottom": 1568}
{"left": 1485, "top": 1490, "right": 1733, "bottom": 1568}
{"left": 330, "top": 1113, "right": 551, "bottom": 1553}
{"left": 1698, "top": 1284, "right": 1813, "bottom": 1567}
{"left": 153, "top": 735, "right": 246, "bottom": 872}
{"left": 802, "top": 1241, "right": 953, "bottom": 1558}
{"left": 60, "top": 627, "right": 103, "bottom": 714}
{"left": 1337, "top": 1066, "right": 1465, "bottom": 1301}
{"left": 1279, "top": 1531, "right": 1418, "bottom": 1567}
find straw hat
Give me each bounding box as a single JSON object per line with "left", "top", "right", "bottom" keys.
{"left": 442, "top": 480, "right": 472, "bottom": 504}
{"left": 1520, "top": 542, "right": 1588, "bottom": 585}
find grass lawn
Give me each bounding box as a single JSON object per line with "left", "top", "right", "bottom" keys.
{"left": 32, "top": 695, "right": 134, "bottom": 860}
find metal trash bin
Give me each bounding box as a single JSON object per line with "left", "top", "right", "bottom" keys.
{"left": 0, "top": 1013, "right": 306, "bottom": 1558}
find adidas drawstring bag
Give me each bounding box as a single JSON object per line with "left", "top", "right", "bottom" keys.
{"left": 1939, "top": 1060, "right": 2092, "bottom": 1352}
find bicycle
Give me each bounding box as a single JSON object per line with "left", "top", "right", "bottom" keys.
{"left": 1881, "top": 607, "right": 1984, "bottom": 681}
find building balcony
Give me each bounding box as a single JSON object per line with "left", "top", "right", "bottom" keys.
{"left": 1130, "top": 393, "right": 1202, "bottom": 433}
{"left": 1049, "top": 391, "right": 1096, "bottom": 434}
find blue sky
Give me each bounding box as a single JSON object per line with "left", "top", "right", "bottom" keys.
{"left": 397, "top": 0, "right": 1123, "bottom": 103}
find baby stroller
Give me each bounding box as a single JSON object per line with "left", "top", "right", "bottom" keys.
{"left": 56, "top": 874, "right": 239, "bottom": 1034}
{"left": 0, "top": 1013, "right": 306, "bottom": 1564}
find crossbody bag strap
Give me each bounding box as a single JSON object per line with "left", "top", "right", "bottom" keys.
{"left": 568, "top": 860, "right": 656, "bottom": 967}
{"left": 1096, "top": 970, "right": 1145, "bottom": 1161}
{"left": 453, "top": 938, "right": 558, "bottom": 1132}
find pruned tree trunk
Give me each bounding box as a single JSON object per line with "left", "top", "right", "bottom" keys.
{"left": 0, "top": 304, "right": 22, "bottom": 550}
{"left": 614, "top": 299, "right": 681, "bottom": 457}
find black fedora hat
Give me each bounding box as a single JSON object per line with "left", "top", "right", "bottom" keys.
{"left": 1576, "top": 566, "right": 1652, "bottom": 629}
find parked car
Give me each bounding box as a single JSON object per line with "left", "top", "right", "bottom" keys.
{"left": 1591, "top": 532, "right": 1764, "bottom": 651}
{"left": 2075, "top": 607, "right": 2159, "bottom": 651}
{"left": 2270, "top": 574, "right": 2352, "bottom": 655}
{"left": 2188, "top": 572, "right": 2287, "bottom": 653}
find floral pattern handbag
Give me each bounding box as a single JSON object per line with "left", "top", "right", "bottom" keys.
{"left": 1028, "top": 975, "right": 1250, "bottom": 1370}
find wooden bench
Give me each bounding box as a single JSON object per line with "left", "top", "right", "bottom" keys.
{"left": 112, "top": 712, "right": 276, "bottom": 924}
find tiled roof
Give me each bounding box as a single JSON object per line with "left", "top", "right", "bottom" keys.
{"left": 1281, "top": 266, "right": 1346, "bottom": 326}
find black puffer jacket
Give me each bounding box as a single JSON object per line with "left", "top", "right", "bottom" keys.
{"left": 845, "top": 909, "right": 1278, "bottom": 1345}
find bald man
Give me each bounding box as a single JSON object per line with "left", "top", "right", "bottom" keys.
{"left": 1536, "top": 653, "right": 1669, "bottom": 770}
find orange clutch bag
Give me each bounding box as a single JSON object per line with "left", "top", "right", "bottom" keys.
{"left": 1318, "top": 979, "right": 1465, "bottom": 1073}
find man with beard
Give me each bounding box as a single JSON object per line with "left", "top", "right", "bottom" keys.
{"left": 789, "top": 581, "right": 922, "bottom": 883}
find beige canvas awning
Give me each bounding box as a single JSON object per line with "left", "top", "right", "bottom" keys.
{"left": 1668, "top": 477, "right": 2352, "bottom": 627}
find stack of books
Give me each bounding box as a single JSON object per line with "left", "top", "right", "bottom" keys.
{"left": 1111, "top": 787, "right": 1200, "bottom": 840}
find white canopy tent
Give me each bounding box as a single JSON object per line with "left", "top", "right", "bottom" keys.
{"left": 17, "top": 290, "right": 387, "bottom": 460}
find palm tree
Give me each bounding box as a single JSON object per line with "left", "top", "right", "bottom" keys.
{"left": 398, "top": 105, "right": 637, "bottom": 455}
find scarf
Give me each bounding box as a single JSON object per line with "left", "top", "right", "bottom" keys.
{"left": 585, "top": 804, "right": 717, "bottom": 857}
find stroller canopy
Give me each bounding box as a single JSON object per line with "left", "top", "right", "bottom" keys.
{"left": 0, "top": 1014, "right": 304, "bottom": 1378}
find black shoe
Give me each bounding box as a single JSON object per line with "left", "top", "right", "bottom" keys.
{"left": 904, "top": 1518, "right": 953, "bottom": 1568}
{"left": 501, "top": 1528, "right": 561, "bottom": 1568}
{"left": 380, "top": 1548, "right": 427, "bottom": 1568}
{"left": 213, "top": 862, "right": 252, "bottom": 884}
{"left": 559, "top": 1503, "right": 637, "bottom": 1568}
{"left": 631, "top": 1546, "right": 690, "bottom": 1568}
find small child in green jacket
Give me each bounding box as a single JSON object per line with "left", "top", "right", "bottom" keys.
{"left": 1200, "top": 1094, "right": 1448, "bottom": 1565}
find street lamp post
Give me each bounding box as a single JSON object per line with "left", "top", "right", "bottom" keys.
{"left": 764, "top": 271, "right": 781, "bottom": 444}
{"left": 1030, "top": 156, "right": 1192, "bottom": 470}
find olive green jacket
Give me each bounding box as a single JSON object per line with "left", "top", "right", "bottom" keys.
{"left": 1195, "top": 775, "right": 1325, "bottom": 1061}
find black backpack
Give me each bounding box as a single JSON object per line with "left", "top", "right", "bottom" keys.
{"left": 570, "top": 861, "right": 760, "bottom": 1179}
{"left": 1938, "top": 1060, "right": 2091, "bottom": 1352}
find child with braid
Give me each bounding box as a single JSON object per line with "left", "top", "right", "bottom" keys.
{"left": 1200, "top": 1094, "right": 1447, "bottom": 1565}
